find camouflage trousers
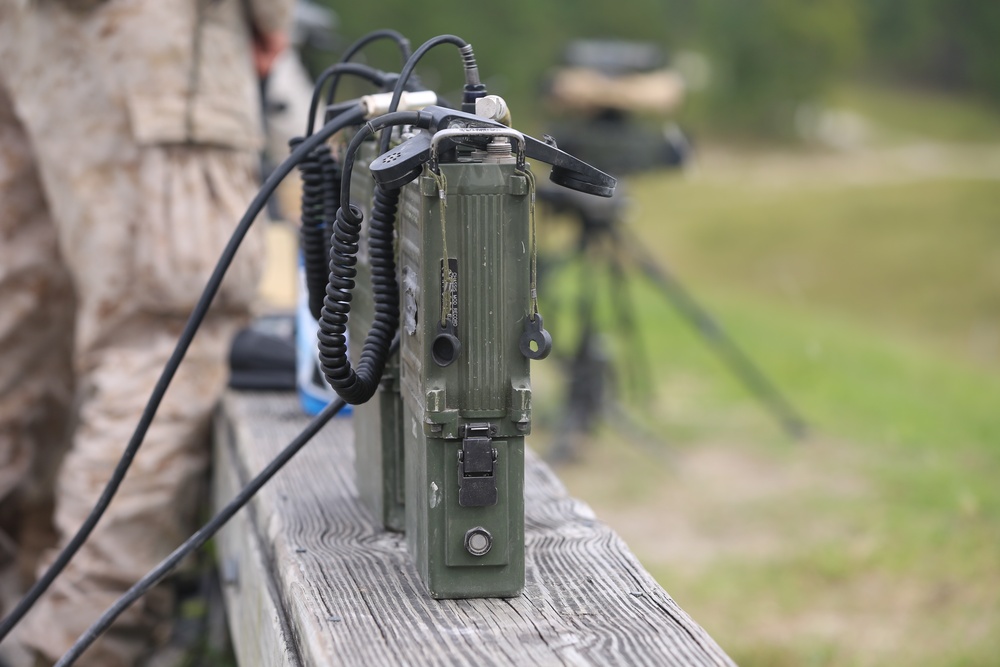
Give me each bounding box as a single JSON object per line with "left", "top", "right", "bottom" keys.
{"left": 0, "top": 77, "right": 264, "bottom": 665}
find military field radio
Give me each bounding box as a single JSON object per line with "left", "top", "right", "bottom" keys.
{"left": 298, "top": 35, "right": 615, "bottom": 599}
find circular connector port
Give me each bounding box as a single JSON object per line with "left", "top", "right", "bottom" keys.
{"left": 464, "top": 527, "right": 493, "bottom": 557}
{"left": 431, "top": 332, "right": 461, "bottom": 366}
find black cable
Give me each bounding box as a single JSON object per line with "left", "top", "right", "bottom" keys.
{"left": 55, "top": 377, "right": 367, "bottom": 665}
{"left": 379, "top": 34, "right": 473, "bottom": 155}
{"left": 316, "top": 184, "right": 400, "bottom": 405}
{"left": 290, "top": 137, "right": 342, "bottom": 320}
{"left": 0, "top": 103, "right": 367, "bottom": 644}
{"left": 315, "top": 143, "right": 343, "bottom": 308}
{"left": 334, "top": 29, "right": 411, "bottom": 74}
{"left": 322, "top": 29, "right": 412, "bottom": 109}
{"left": 297, "top": 36, "right": 420, "bottom": 316}
{"left": 305, "top": 62, "right": 388, "bottom": 137}
{"left": 336, "top": 110, "right": 422, "bottom": 212}
{"left": 312, "top": 110, "right": 421, "bottom": 405}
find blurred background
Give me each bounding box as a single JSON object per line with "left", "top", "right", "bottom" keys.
{"left": 287, "top": 2, "right": 1000, "bottom": 665}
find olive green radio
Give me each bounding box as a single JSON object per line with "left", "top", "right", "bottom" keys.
{"left": 311, "top": 72, "right": 614, "bottom": 598}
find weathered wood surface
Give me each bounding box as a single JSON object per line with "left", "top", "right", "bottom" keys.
{"left": 213, "top": 391, "right": 735, "bottom": 667}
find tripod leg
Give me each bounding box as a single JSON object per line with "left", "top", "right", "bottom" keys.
{"left": 606, "top": 237, "right": 653, "bottom": 400}
{"left": 621, "top": 230, "right": 808, "bottom": 439}
{"left": 548, "top": 245, "right": 607, "bottom": 463}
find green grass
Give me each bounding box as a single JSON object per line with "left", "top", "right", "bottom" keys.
{"left": 827, "top": 83, "right": 1000, "bottom": 143}
{"left": 540, "top": 263, "right": 1000, "bottom": 450}
{"left": 541, "top": 269, "right": 1000, "bottom": 666}
{"left": 630, "top": 174, "right": 1000, "bottom": 372}
{"left": 535, "top": 90, "right": 1000, "bottom": 666}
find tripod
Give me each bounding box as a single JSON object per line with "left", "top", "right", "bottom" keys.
{"left": 538, "top": 183, "right": 807, "bottom": 462}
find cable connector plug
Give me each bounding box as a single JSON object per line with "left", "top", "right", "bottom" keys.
{"left": 362, "top": 90, "right": 438, "bottom": 119}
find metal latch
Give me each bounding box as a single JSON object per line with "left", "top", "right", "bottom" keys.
{"left": 458, "top": 423, "right": 497, "bottom": 507}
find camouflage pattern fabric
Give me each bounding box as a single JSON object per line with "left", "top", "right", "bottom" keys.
{"left": 0, "top": 0, "right": 291, "bottom": 663}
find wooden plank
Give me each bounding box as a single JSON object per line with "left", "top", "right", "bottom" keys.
{"left": 214, "top": 391, "right": 735, "bottom": 667}
{"left": 213, "top": 413, "right": 300, "bottom": 667}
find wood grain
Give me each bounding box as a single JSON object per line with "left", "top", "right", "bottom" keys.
{"left": 214, "top": 391, "right": 735, "bottom": 667}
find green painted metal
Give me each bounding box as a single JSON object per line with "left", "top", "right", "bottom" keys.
{"left": 398, "top": 161, "right": 532, "bottom": 598}
{"left": 350, "top": 138, "right": 406, "bottom": 532}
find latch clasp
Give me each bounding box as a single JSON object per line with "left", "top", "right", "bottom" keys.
{"left": 458, "top": 423, "right": 497, "bottom": 507}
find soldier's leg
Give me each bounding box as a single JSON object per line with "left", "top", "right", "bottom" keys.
{"left": 0, "top": 78, "right": 76, "bottom": 666}
{"left": 19, "top": 144, "right": 264, "bottom": 667}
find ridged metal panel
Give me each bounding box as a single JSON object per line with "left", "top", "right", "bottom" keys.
{"left": 458, "top": 194, "right": 506, "bottom": 411}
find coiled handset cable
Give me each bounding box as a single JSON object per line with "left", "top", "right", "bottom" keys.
{"left": 0, "top": 103, "right": 367, "bottom": 644}
{"left": 314, "top": 110, "right": 422, "bottom": 405}
{"left": 299, "top": 33, "right": 432, "bottom": 326}
{"left": 290, "top": 135, "right": 342, "bottom": 320}
{"left": 298, "top": 56, "right": 411, "bottom": 322}
{"left": 310, "top": 37, "right": 484, "bottom": 405}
